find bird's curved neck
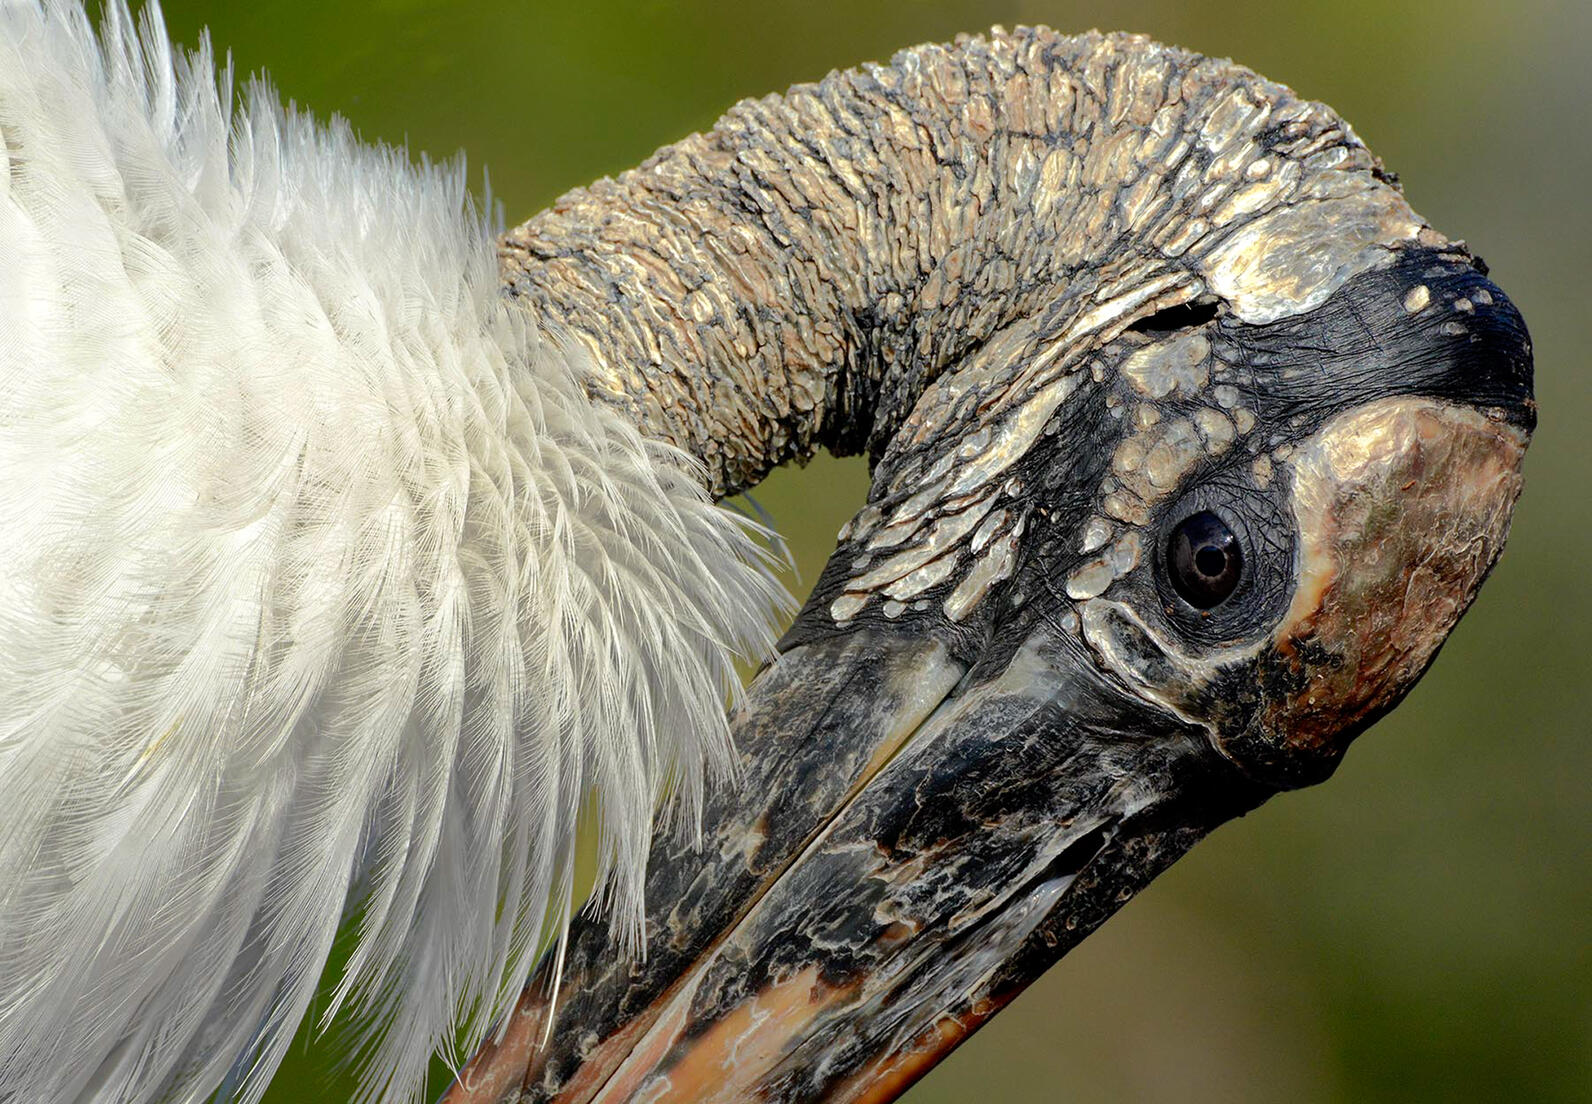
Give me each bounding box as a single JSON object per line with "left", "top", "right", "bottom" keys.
{"left": 501, "top": 32, "right": 1132, "bottom": 498}
{"left": 500, "top": 28, "right": 1427, "bottom": 514}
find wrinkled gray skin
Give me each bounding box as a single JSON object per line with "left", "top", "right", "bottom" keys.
{"left": 450, "top": 26, "right": 1533, "bottom": 1104}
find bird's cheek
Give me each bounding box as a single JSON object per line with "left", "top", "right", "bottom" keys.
{"left": 1077, "top": 395, "right": 1528, "bottom": 788}
{"left": 1220, "top": 396, "right": 1528, "bottom": 783}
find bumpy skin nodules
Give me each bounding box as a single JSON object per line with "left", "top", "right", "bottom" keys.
{"left": 503, "top": 28, "right": 1423, "bottom": 505}
{"left": 470, "top": 26, "right": 1532, "bottom": 1104}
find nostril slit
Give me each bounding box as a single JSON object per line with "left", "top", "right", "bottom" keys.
{"left": 1127, "top": 298, "right": 1220, "bottom": 333}
{"left": 1042, "top": 821, "right": 1115, "bottom": 880}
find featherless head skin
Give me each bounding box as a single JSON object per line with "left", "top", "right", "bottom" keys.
{"left": 0, "top": 5, "right": 1533, "bottom": 1104}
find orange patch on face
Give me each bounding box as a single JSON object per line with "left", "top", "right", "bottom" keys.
{"left": 1265, "top": 397, "right": 1527, "bottom": 752}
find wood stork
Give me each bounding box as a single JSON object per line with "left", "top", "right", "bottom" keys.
{"left": 0, "top": 3, "right": 1533, "bottom": 1104}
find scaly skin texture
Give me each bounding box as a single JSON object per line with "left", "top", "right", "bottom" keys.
{"left": 501, "top": 28, "right": 1425, "bottom": 503}
{"left": 458, "top": 25, "right": 1533, "bottom": 1104}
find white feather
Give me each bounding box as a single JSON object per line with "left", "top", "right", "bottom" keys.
{"left": 0, "top": 2, "right": 785, "bottom": 1101}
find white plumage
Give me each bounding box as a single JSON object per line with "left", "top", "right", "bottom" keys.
{"left": 0, "top": 2, "right": 783, "bottom": 1101}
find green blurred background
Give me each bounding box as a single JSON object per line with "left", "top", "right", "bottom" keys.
{"left": 134, "top": 1, "right": 1589, "bottom": 1100}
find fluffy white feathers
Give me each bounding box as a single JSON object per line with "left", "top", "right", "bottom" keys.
{"left": 0, "top": 2, "right": 783, "bottom": 1101}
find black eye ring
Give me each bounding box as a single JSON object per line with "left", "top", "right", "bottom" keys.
{"left": 1167, "top": 511, "right": 1243, "bottom": 609}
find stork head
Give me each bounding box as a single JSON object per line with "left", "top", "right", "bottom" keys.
{"left": 812, "top": 244, "right": 1531, "bottom": 791}
{"left": 486, "top": 26, "right": 1532, "bottom": 1104}
{"left": 544, "top": 259, "right": 1531, "bottom": 1104}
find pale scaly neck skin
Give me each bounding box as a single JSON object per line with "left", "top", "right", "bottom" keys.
{"left": 500, "top": 27, "right": 1430, "bottom": 505}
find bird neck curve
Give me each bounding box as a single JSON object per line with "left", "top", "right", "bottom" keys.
{"left": 499, "top": 26, "right": 1427, "bottom": 501}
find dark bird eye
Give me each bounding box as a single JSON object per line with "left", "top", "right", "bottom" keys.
{"left": 1167, "top": 511, "right": 1243, "bottom": 609}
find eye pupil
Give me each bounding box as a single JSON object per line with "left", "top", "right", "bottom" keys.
{"left": 1168, "top": 511, "right": 1244, "bottom": 609}
{"left": 1194, "top": 546, "right": 1227, "bottom": 577}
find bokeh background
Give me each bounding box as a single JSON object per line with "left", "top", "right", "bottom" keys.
{"left": 133, "top": 1, "right": 1588, "bottom": 1101}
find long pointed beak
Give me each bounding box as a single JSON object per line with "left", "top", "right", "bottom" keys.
{"left": 442, "top": 624, "right": 1263, "bottom": 1104}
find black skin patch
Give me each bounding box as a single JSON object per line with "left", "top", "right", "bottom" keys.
{"left": 1217, "top": 247, "right": 1534, "bottom": 432}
